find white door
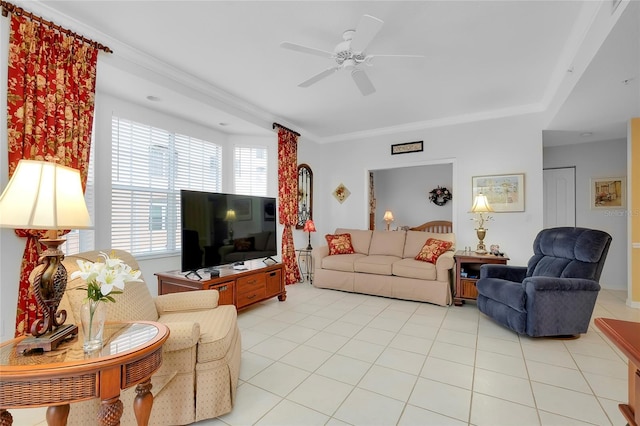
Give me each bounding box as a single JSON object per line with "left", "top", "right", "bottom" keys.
{"left": 543, "top": 167, "right": 576, "bottom": 228}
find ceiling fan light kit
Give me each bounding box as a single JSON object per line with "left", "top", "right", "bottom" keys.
{"left": 281, "top": 14, "right": 424, "bottom": 96}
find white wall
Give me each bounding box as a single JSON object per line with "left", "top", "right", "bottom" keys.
{"left": 543, "top": 138, "right": 628, "bottom": 289}
{"left": 306, "top": 113, "right": 545, "bottom": 267}
{"left": 373, "top": 163, "right": 453, "bottom": 230}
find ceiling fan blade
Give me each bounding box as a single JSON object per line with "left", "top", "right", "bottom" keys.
{"left": 299, "top": 67, "right": 339, "bottom": 87}
{"left": 280, "top": 42, "right": 334, "bottom": 59}
{"left": 350, "top": 15, "right": 384, "bottom": 53}
{"left": 351, "top": 69, "right": 375, "bottom": 96}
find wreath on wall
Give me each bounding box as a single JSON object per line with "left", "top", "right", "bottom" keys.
{"left": 429, "top": 186, "right": 452, "bottom": 206}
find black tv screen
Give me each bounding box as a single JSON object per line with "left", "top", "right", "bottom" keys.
{"left": 180, "top": 190, "right": 278, "bottom": 272}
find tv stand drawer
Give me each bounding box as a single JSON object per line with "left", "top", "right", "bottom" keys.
{"left": 156, "top": 261, "right": 286, "bottom": 310}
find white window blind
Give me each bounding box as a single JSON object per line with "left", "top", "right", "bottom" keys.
{"left": 111, "top": 117, "right": 222, "bottom": 256}
{"left": 234, "top": 146, "right": 267, "bottom": 196}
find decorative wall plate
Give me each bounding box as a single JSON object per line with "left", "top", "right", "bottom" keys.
{"left": 333, "top": 183, "right": 350, "bottom": 203}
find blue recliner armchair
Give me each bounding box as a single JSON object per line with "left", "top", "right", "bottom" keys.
{"left": 476, "top": 227, "right": 612, "bottom": 337}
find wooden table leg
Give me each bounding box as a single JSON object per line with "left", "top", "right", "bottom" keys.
{"left": 45, "top": 404, "right": 69, "bottom": 426}
{"left": 133, "top": 379, "right": 153, "bottom": 426}
{"left": 0, "top": 409, "right": 12, "bottom": 426}
{"left": 97, "top": 396, "right": 124, "bottom": 426}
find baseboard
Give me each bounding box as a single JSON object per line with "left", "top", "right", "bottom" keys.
{"left": 626, "top": 299, "right": 640, "bottom": 309}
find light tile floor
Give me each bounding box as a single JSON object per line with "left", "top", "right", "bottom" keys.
{"left": 11, "top": 284, "right": 639, "bottom": 426}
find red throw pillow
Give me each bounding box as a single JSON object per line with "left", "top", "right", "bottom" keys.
{"left": 415, "top": 238, "right": 453, "bottom": 263}
{"left": 325, "top": 233, "right": 355, "bottom": 255}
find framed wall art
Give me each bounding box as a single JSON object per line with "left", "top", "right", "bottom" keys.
{"left": 590, "top": 177, "right": 625, "bottom": 209}
{"left": 232, "top": 198, "right": 252, "bottom": 220}
{"left": 391, "top": 141, "right": 423, "bottom": 155}
{"left": 472, "top": 173, "right": 525, "bottom": 212}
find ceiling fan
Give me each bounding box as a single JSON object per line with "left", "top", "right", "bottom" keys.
{"left": 280, "top": 14, "right": 424, "bottom": 96}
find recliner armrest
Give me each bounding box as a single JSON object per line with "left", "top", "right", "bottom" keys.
{"left": 524, "top": 277, "right": 601, "bottom": 292}
{"left": 155, "top": 290, "right": 219, "bottom": 315}
{"left": 480, "top": 264, "right": 527, "bottom": 282}
{"left": 158, "top": 321, "right": 200, "bottom": 352}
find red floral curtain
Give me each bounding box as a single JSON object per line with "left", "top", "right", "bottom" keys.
{"left": 277, "top": 128, "right": 302, "bottom": 285}
{"left": 7, "top": 14, "right": 98, "bottom": 336}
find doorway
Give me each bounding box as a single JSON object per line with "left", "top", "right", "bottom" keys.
{"left": 543, "top": 167, "right": 576, "bottom": 228}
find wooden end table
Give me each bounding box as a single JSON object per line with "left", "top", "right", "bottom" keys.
{"left": 595, "top": 317, "right": 640, "bottom": 426}
{"left": 0, "top": 321, "right": 169, "bottom": 426}
{"left": 453, "top": 250, "right": 509, "bottom": 306}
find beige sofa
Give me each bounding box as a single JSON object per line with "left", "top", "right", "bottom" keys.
{"left": 312, "top": 228, "right": 456, "bottom": 306}
{"left": 43, "top": 249, "right": 241, "bottom": 425}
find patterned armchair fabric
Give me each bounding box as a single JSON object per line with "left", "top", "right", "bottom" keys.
{"left": 476, "top": 227, "right": 611, "bottom": 337}
{"left": 41, "top": 249, "right": 241, "bottom": 425}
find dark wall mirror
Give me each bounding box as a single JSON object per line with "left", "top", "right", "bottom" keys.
{"left": 296, "top": 163, "right": 313, "bottom": 229}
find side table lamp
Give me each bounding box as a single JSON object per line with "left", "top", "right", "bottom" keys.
{"left": 470, "top": 193, "right": 494, "bottom": 254}
{"left": 383, "top": 210, "right": 394, "bottom": 231}
{"left": 0, "top": 160, "right": 92, "bottom": 351}
{"left": 303, "top": 219, "right": 316, "bottom": 250}
{"left": 225, "top": 209, "right": 237, "bottom": 242}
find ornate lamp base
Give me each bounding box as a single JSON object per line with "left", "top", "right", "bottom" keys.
{"left": 475, "top": 227, "right": 488, "bottom": 254}
{"left": 16, "top": 323, "right": 78, "bottom": 353}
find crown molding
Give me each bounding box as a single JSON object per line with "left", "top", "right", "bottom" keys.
{"left": 318, "top": 103, "right": 545, "bottom": 144}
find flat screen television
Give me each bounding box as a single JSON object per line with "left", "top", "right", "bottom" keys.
{"left": 180, "top": 190, "right": 278, "bottom": 272}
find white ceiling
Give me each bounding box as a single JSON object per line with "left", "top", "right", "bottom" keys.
{"left": 28, "top": 1, "right": 639, "bottom": 145}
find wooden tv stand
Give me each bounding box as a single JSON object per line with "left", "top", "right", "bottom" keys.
{"left": 156, "top": 260, "right": 286, "bottom": 310}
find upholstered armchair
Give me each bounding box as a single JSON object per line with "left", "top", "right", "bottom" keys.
{"left": 476, "top": 227, "right": 611, "bottom": 337}
{"left": 38, "top": 250, "right": 241, "bottom": 425}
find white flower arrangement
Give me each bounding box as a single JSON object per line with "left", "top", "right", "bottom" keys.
{"left": 71, "top": 251, "right": 142, "bottom": 303}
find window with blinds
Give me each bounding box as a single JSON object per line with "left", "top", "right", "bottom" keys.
{"left": 234, "top": 146, "right": 267, "bottom": 196}
{"left": 111, "top": 117, "right": 222, "bottom": 256}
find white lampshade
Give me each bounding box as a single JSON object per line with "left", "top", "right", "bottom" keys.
{"left": 383, "top": 210, "right": 394, "bottom": 222}
{"left": 0, "top": 160, "right": 92, "bottom": 230}
{"left": 470, "top": 193, "right": 494, "bottom": 213}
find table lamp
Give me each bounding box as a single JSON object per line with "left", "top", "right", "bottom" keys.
{"left": 224, "top": 209, "right": 236, "bottom": 242}
{"left": 470, "top": 193, "right": 494, "bottom": 254}
{"left": 303, "top": 219, "right": 316, "bottom": 250}
{"left": 0, "top": 160, "right": 92, "bottom": 349}
{"left": 383, "top": 210, "right": 394, "bottom": 231}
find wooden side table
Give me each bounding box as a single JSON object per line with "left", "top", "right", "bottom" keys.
{"left": 0, "top": 321, "right": 169, "bottom": 426}
{"left": 595, "top": 317, "right": 640, "bottom": 426}
{"left": 453, "top": 250, "right": 509, "bottom": 306}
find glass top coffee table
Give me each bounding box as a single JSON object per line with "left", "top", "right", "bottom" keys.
{"left": 0, "top": 321, "right": 169, "bottom": 426}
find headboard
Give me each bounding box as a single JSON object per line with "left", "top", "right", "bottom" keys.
{"left": 409, "top": 220, "right": 453, "bottom": 233}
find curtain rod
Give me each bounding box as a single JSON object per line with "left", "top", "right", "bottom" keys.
{"left": 272, "top": 122, "right": 300, "bottom": 137}
{"left": 0, "top": 1, "right": 113, "bottom": 54}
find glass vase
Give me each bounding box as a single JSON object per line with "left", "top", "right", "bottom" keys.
{"left": 80, "top": 299, "right": 106, "bottom": 352}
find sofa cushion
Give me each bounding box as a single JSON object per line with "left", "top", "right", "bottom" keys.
{"left": 321, "top": 253, "right": 366, "bottom": 272}
{"left": 249, "top": 231, "right": 270, "bottom": 251}
{"left": 335, "top": 228, "right": 373, "bottom": 254}
{"left": 404, "top": 230, "right": 456, "bottom": 258}
{"left": 159, "top": 304, "right": 238, "bottom": 363}
{"left": 368, "top": 230, "right": 406, "bottom": 257}
{"left": 325, "top": 233, "right": 356, "bottom": 255}
{"left": 415, "top": 238, "right": 453, "bottom": 263}
{"left": 392, "top": 258, "right": 438, "bottom": 280}
{"left": 354, "top": 255, "right": 400, "bottom": 275}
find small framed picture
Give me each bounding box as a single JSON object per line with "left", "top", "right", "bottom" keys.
{"left": 391, "top": 141, "right": 423, "bottom": 155}
{"left": 472, "top": 173, "right": 525, "bottom": 212}
{"left": 590, "top": 177, "right": 625, "bottom": 209}
{"left": 232, "top": 198, "right": 252, "bottom": 220}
